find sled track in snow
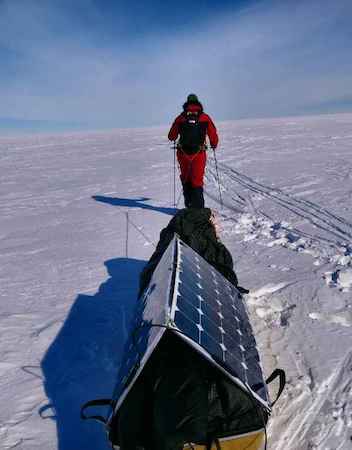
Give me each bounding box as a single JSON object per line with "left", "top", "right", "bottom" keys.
{"left": 205, "top": 161, "right": 352, "bottom": 249}
{"left": 274, "top": 350, "right": 352, "bottom": 450}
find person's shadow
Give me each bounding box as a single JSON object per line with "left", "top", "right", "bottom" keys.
{"left": 40, "top": 257, "right": 145, "bottom": 450}
{"left": 92, "top": 195, "right": 178, "bottom": 216}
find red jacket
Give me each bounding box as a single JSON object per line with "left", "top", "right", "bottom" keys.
{"left": 168, "top": 103, "right": 219, "bottom": 149}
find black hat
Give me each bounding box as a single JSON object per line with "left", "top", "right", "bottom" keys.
{"left": 187, "top": 93, "right": 199, "bottom": 103}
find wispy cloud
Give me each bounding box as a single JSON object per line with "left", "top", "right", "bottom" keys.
{"left": 0, "top": 0, "right": 351, "bottom": 128}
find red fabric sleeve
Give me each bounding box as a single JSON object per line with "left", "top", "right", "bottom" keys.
{"left": 204, "top": 114, "right": 219, "bottom": 148}
{"left": 168, "top": 115, "right": 183, "bottom": 141}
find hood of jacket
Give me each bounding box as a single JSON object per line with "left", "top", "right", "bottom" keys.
{"left": 182, "top": 101, "right": 204, "bottom": 114}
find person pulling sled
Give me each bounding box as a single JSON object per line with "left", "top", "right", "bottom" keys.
{"left": 168, "top": 94, "right": 219, "bottom": 208}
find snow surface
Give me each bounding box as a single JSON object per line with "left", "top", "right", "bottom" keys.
{"left": 1, "top": 113, "right": 352, "bottom": 450}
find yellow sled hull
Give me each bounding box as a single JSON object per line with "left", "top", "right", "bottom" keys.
{"left": 184, "top": 430, "right": 265, "bottom": 450}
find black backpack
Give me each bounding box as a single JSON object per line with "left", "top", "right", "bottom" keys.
{"left": 179, "top": 111, "right": 207, "bottom": 154}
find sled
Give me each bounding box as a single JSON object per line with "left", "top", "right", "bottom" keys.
{"left": 81, "top": 236, "right": 285, "bottom": 449}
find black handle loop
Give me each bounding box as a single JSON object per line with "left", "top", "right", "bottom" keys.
{"left": 266, "top": 368, "right": 286, "bottom": 407}
{"left": 80, "top": 398, "right": 113, "bottom": 424}
{"left": 252, "top": 368, "right": 286, "bottom": 408}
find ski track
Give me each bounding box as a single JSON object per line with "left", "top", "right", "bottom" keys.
{"left": 273, "top": 350, "right": 352, "bottom": 450}
{"left": 205, "top": 160, "right": 352, "bottom": 291}
{"left": 206, "top": 161, "right": 352, "bottom": 245}
{"left": 220, "top": 163, "right": 352, "bottom": 243}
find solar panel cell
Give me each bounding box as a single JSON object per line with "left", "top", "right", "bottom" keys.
{"left": 174, "top": 310, "right": 200, "bottom": 343}
{"left": 178, "top": 280, "right": 200, "bottom": 306}
{"left": 200, "top": 331, "right": 224, "bottom": 360}
{"left": 201, "top": 314, "right": 223, "bottom": 340}
{"left": 176, "top": 295, "right": 199, "bottom": 323}
{"left": 223, "top": 334, "right": 246, "bottom": 362}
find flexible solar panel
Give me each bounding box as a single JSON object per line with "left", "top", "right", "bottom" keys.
{"left": 174, "top": 239, "right": 269, "bottom": 404}
{"left": 111, "top": 238, "right": 176, "bottom": 407}
{"left": 111, "top": 235, "right": 269, "bottom": 415}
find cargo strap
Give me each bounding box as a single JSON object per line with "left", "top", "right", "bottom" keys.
{"left": 253, "top": 368, "right": 286, "bottom": 407}
{"left": 80, "top": 398, "right": 113, "bottom": 425}
{"left": 206, "top": 438, "right": 221, "bottom": 450}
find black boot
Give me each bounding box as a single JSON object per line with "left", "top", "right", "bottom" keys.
{"left": 190, "top": 187, "right": 204, "bottom": 208}
{"left": 182, "top": 182, "right": 192, "bottom": 208}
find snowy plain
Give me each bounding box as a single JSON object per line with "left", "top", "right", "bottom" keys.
{"left": 1, "top": 113, "right": 352, "bottom": 450}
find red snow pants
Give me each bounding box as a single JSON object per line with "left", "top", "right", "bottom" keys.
{"left": 177, "top": 150, "right": 206, "bottom": 187}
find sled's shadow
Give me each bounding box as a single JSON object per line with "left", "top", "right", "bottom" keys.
{"left": 41, "top": 257, "right": 145, "bottom": 450}
{"left": 92, "top": 195, "right": 178, "bottom": 216}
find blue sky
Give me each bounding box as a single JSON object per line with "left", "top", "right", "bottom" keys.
{"left": 0, "top": 0, "right": 352, "bottom": 129}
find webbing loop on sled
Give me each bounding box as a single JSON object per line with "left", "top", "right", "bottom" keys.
{"left": 266, "top": 368, "right": 286, "bottom": 406}
{"left": 80, "top": 398, "right": 113, "bottom": 425}
{"left": 252, "top": 368, "right": 286, "bottom": 407}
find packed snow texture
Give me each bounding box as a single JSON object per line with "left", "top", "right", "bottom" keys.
{"left": 1, "top": 113, "right": 352, "bottom": 450}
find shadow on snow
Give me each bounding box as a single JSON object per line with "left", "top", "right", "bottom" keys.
{"left": 40, "top": 257, "right": 145, "bottom": 450}
{"left": 92, "top": 195, "right": 178, "bottom": 216}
